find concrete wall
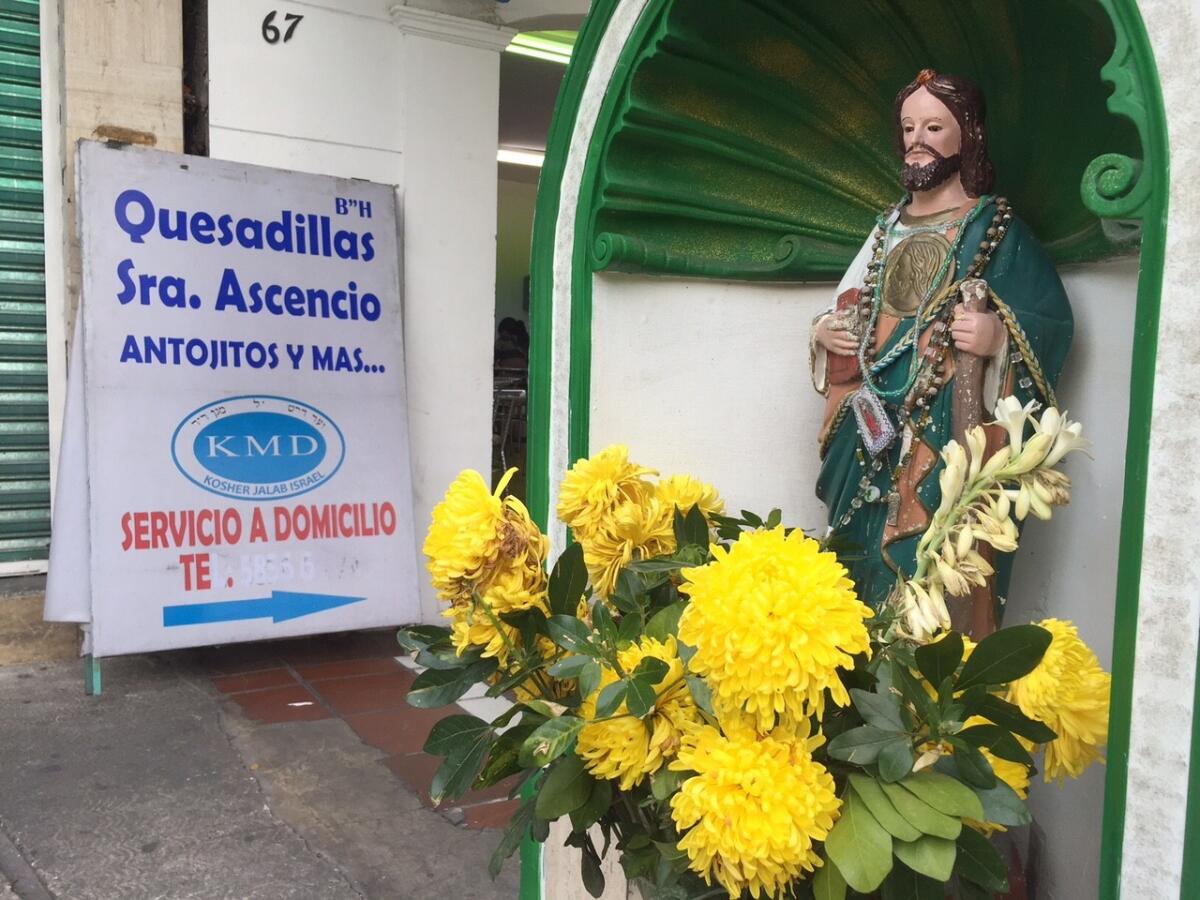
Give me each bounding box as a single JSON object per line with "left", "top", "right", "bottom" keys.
{"left": 208, "top": 0, "right": 510, "bottom": 624}
{"left": 587, "top": 258, "right": 1137, "bottom": 898}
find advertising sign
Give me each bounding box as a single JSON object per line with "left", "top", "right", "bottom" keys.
{"left": 45, "top": 142, "right": 418, "bottom": 656}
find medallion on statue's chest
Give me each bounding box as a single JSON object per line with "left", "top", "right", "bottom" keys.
{"left": 880, "top": 232, "right": 955, "bottom": 316}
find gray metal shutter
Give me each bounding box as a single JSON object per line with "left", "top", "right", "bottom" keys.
{"left": 0, "top": 0, "right": 49, "bottom": 564}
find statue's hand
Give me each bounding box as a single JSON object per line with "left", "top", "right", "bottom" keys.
{"left": 951, "top": 308, "right": 1005, "bottom": 357}
{"left": 815, "top": 313, "right": 859, "bottom": 357}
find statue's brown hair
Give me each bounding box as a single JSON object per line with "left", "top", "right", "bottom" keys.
{"left": 893, "top": 69, "right": 995, "bottom": 196}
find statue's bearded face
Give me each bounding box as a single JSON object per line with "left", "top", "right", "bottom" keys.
{"left": 898, "top": 87, "right": 963, "bottom": 192}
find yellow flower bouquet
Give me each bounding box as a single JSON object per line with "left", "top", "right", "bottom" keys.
{"left": 400, "top": 400, "right": 1107, "bottom": 900}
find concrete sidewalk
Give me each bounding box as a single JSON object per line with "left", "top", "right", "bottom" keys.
{"left": 0, "top": 630, "right": 523, "bottom": 899}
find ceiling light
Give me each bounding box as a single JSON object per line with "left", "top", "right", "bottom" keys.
{"left": 505, "top": 31, "right": 575, "bottom": 65}
{"left": 498, "top": 148, "right": 545, "bottom": 168}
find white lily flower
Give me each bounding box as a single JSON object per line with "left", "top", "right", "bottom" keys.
{"left": 992, "top": 396, "right": 1036, "bottom": 454}
{"left": 937, "top": 442, "right": 967, "bottom": 515}
{"left": 1036, "top": 406, "right": 1063, "bottom": 441}
{"left": 1044, "top": 419, "right": 1091, "bottom": 467}
{"left": 966, "top": 426, "right": 987, "bottom": 483}
{"left": 1015, "top": 482, "right": 1031, "bottom": 520}
{"left": 1004, "top": 431, "right": 1054, "bottom": 477}
{"left": 955, "top": 523, "right": 974, "bottom": 560}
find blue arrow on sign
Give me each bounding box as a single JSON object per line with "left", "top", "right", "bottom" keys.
{"left": 162, "top": 591, "right": 364, "bottom": 627}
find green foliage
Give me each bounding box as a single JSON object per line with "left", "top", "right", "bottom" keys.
{"left": 955, "top": 625, "right": 1052, "bottom": 691}
{"left": 825, "top": 791, "right": 893, "bottom": 892}
{"left": 549, "top": 541, "right": 588, "bottom": 616}
{"left": 536, "top": 754, "right": 594, "bottom": 819}
{"left": 520, "top": 716, "right": 586, "bottom": 768}
{"left": 955, "top": 827, "right": 1009, "bottom": 893}
{"left": 407, "top": 659, "right": 497, "bottom": 708}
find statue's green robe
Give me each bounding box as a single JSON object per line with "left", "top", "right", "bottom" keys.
{"left": 816, "top": 198, "right": 1073, "bottom": 610}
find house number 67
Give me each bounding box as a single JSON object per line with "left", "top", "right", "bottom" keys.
{"left": 262, "top": 11, "right": 303, "bottom": 44}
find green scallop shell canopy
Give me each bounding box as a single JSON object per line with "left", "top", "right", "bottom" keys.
{"left": 587, "top": 0, "right": 1142, "bottom": 281}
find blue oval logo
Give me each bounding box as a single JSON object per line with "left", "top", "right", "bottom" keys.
{"left": 172, "top": 396, "right": 346, "bottom": 501}
{"left": 194, "top": 413, "right": 326, "bottom": 484}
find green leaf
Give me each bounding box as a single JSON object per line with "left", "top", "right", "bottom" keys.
{"left": 892, "top": 834, "right": 956, "bottom": 882}
{"left": 547, "top": 655, "right": 592, "bottom": 678}
{"left": 429, "top": 720, "right": 495, "bottom": 803}
{"left": 915, "top": 633, "right": 964, "bottom": 689}
{"left": 878, "top": 738, "right": 916, "bottom": 782}
{"left": 947, "top": 737, "right": 997, "bottom": 789}
{"left": 890, "top": 659, "right": 938, "bottom": 723}
{"left": 968, "top": 693, "right": 1057, "bottom": 744}
{"left": 848, "top": 776, "right": 922, "bottom": 841}
{"left": 595, "top": 680, "right": 629, "bottom": 718}
{"left": 973, "top": 779, "right": 1032, "bottom": 827}
{"left": 535, "top": 754, "right": 594, "bottom": 819}
{"left": 407, "top": 660, "right": 496, "bottom": 708}
{"left": 827, "top": 726, "right": 908, "bottom": 765}
{"left": 880, "top": 861, "right": 943, "bottom": 900}
{"left": 625, "top": 555, "right": 695, "bottom": 574}
{"left": 824, "top": 791, "right": 893, "bottom": 892}
{"left": 489, "top": 798, "right": 535, "bottom": 879}
{"left": 633, "top": 656, "right": 671, "bottom": 685}
{"left": 675, "top": 505, "right": 709, "bottom": 549}
{"left": 626, "top": 676, "right": 658, "bottom": 718}
{"left": 581, "top": 846, "right": 605, "bottom": 897}
{"left": 592, "top": 602, "right": 618, "bottom": 648}
{"left": 396, "top": 624, "right": 450, "bottom": 652}
{"left": 955, "top": 827, "right": 1009, "bottom": 892}
{"left": 651, "top": 767, "right": 687, "bottom": 801}
{"left": 899, "top": 772, "right": 985, "bottom": 821}
{"left": 739, "top": 509, "right": 764, "bottom": 527}
{"left": 424, "top": 714, "right": 491, "bottom": 757}
{"left": 610, "top": 570, "right": 644, "bottom": 615}
{"left": 645, "top": 601, "right": 687, "bottom": 642}
{"left": 957, "top": 724, "right": 1034, "bottom": 765}
{"left": 549, "top": 542, "right": 588, "bottom": 616}
{"left": 765, "top": 507, "right": 782, "bottom": 529}
{"left": 617, "top": 610, "right": 643, "bottom": 646}
{"left": 851, "top": 688, "right": 905, "bottom": 731}
{"left": 578, "top": 659, "right": 602, "bottom": 701}
{"left": 415, "top": 640, "right": 478, "bottom": 670}
{"left": 570, "top": 777, "right": 613, "bottom": 832}
{"left": 475, "top": 722, "right": 537, "bottom": 789}
{"left": 811, "top": 857, "right": 847, "bottom": 900}
{"left": 955, "top": 877, "right": 990, "bottom": 900}
{"left": 685, "top": 675, "right": 713, "bottom": 716}
{"left": 519, "top": 716, "right": 586, "bottom": 768}
{"left": 955, "top": 625, "right": 1052, "bottom": 690}
{"left": 879, "top": 782, "right": 962, "bottom": 840}
{"left": 548, "top": 616, "right": 599, "bottom": 657}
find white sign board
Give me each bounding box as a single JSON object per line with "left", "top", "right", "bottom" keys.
{"left": 45, "top": 142, "right": 419, "bottom": 656}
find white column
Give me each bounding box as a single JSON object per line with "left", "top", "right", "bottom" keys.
{"left": 391, "top": 4, "right": 514, "bottom": 624}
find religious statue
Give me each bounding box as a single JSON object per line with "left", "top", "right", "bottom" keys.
{"left": 810, "top": 69, "right": 1073, "bottom": 633}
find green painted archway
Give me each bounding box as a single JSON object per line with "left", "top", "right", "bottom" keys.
{"left": 523, "top": 1, "right": 1168, "bottom": 896}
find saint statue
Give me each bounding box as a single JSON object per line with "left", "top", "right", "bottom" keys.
{"left": 810, "top": 70, "right": 1073, "bottom": 631}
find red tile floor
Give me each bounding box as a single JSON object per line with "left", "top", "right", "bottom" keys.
{"left": 199, "top": 629, "right": 519, "bottom": 830}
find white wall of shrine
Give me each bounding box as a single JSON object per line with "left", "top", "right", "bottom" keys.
{"left": 587, "top": 256, "right": 1138, "bottom": 898}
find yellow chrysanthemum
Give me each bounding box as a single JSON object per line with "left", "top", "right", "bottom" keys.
{"left": 580, "top": 497, "right": 676, "bottom": 597}
{"left": 669, "top": 717, "right": 840, "bottom": 899}
{"left": 424, "top": 468, "right": 549, "bottom": 603}
{"left": 1006, "top": 618, "right": 1110, "bottom": 782}
{"left": 655, "top": 474, "right": 724, "bottom": 520}
{"left": 577, "top": 636, "right": 699, "bottom": 790}
{"left": 557, "top": 445, "right": 656, "bottom": 536}
{"left": 443, "top": 569, "right": 548, "bottom": 667}
{"left": 679, "top": 527, "right": 872, "bottom": 729}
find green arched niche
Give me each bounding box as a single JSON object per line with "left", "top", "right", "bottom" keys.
{"left": 586, "top": 0, "right": 1142, "bottom": 280}
{"left": 523, "top": 1, "right": 1167, "bottom": 896}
